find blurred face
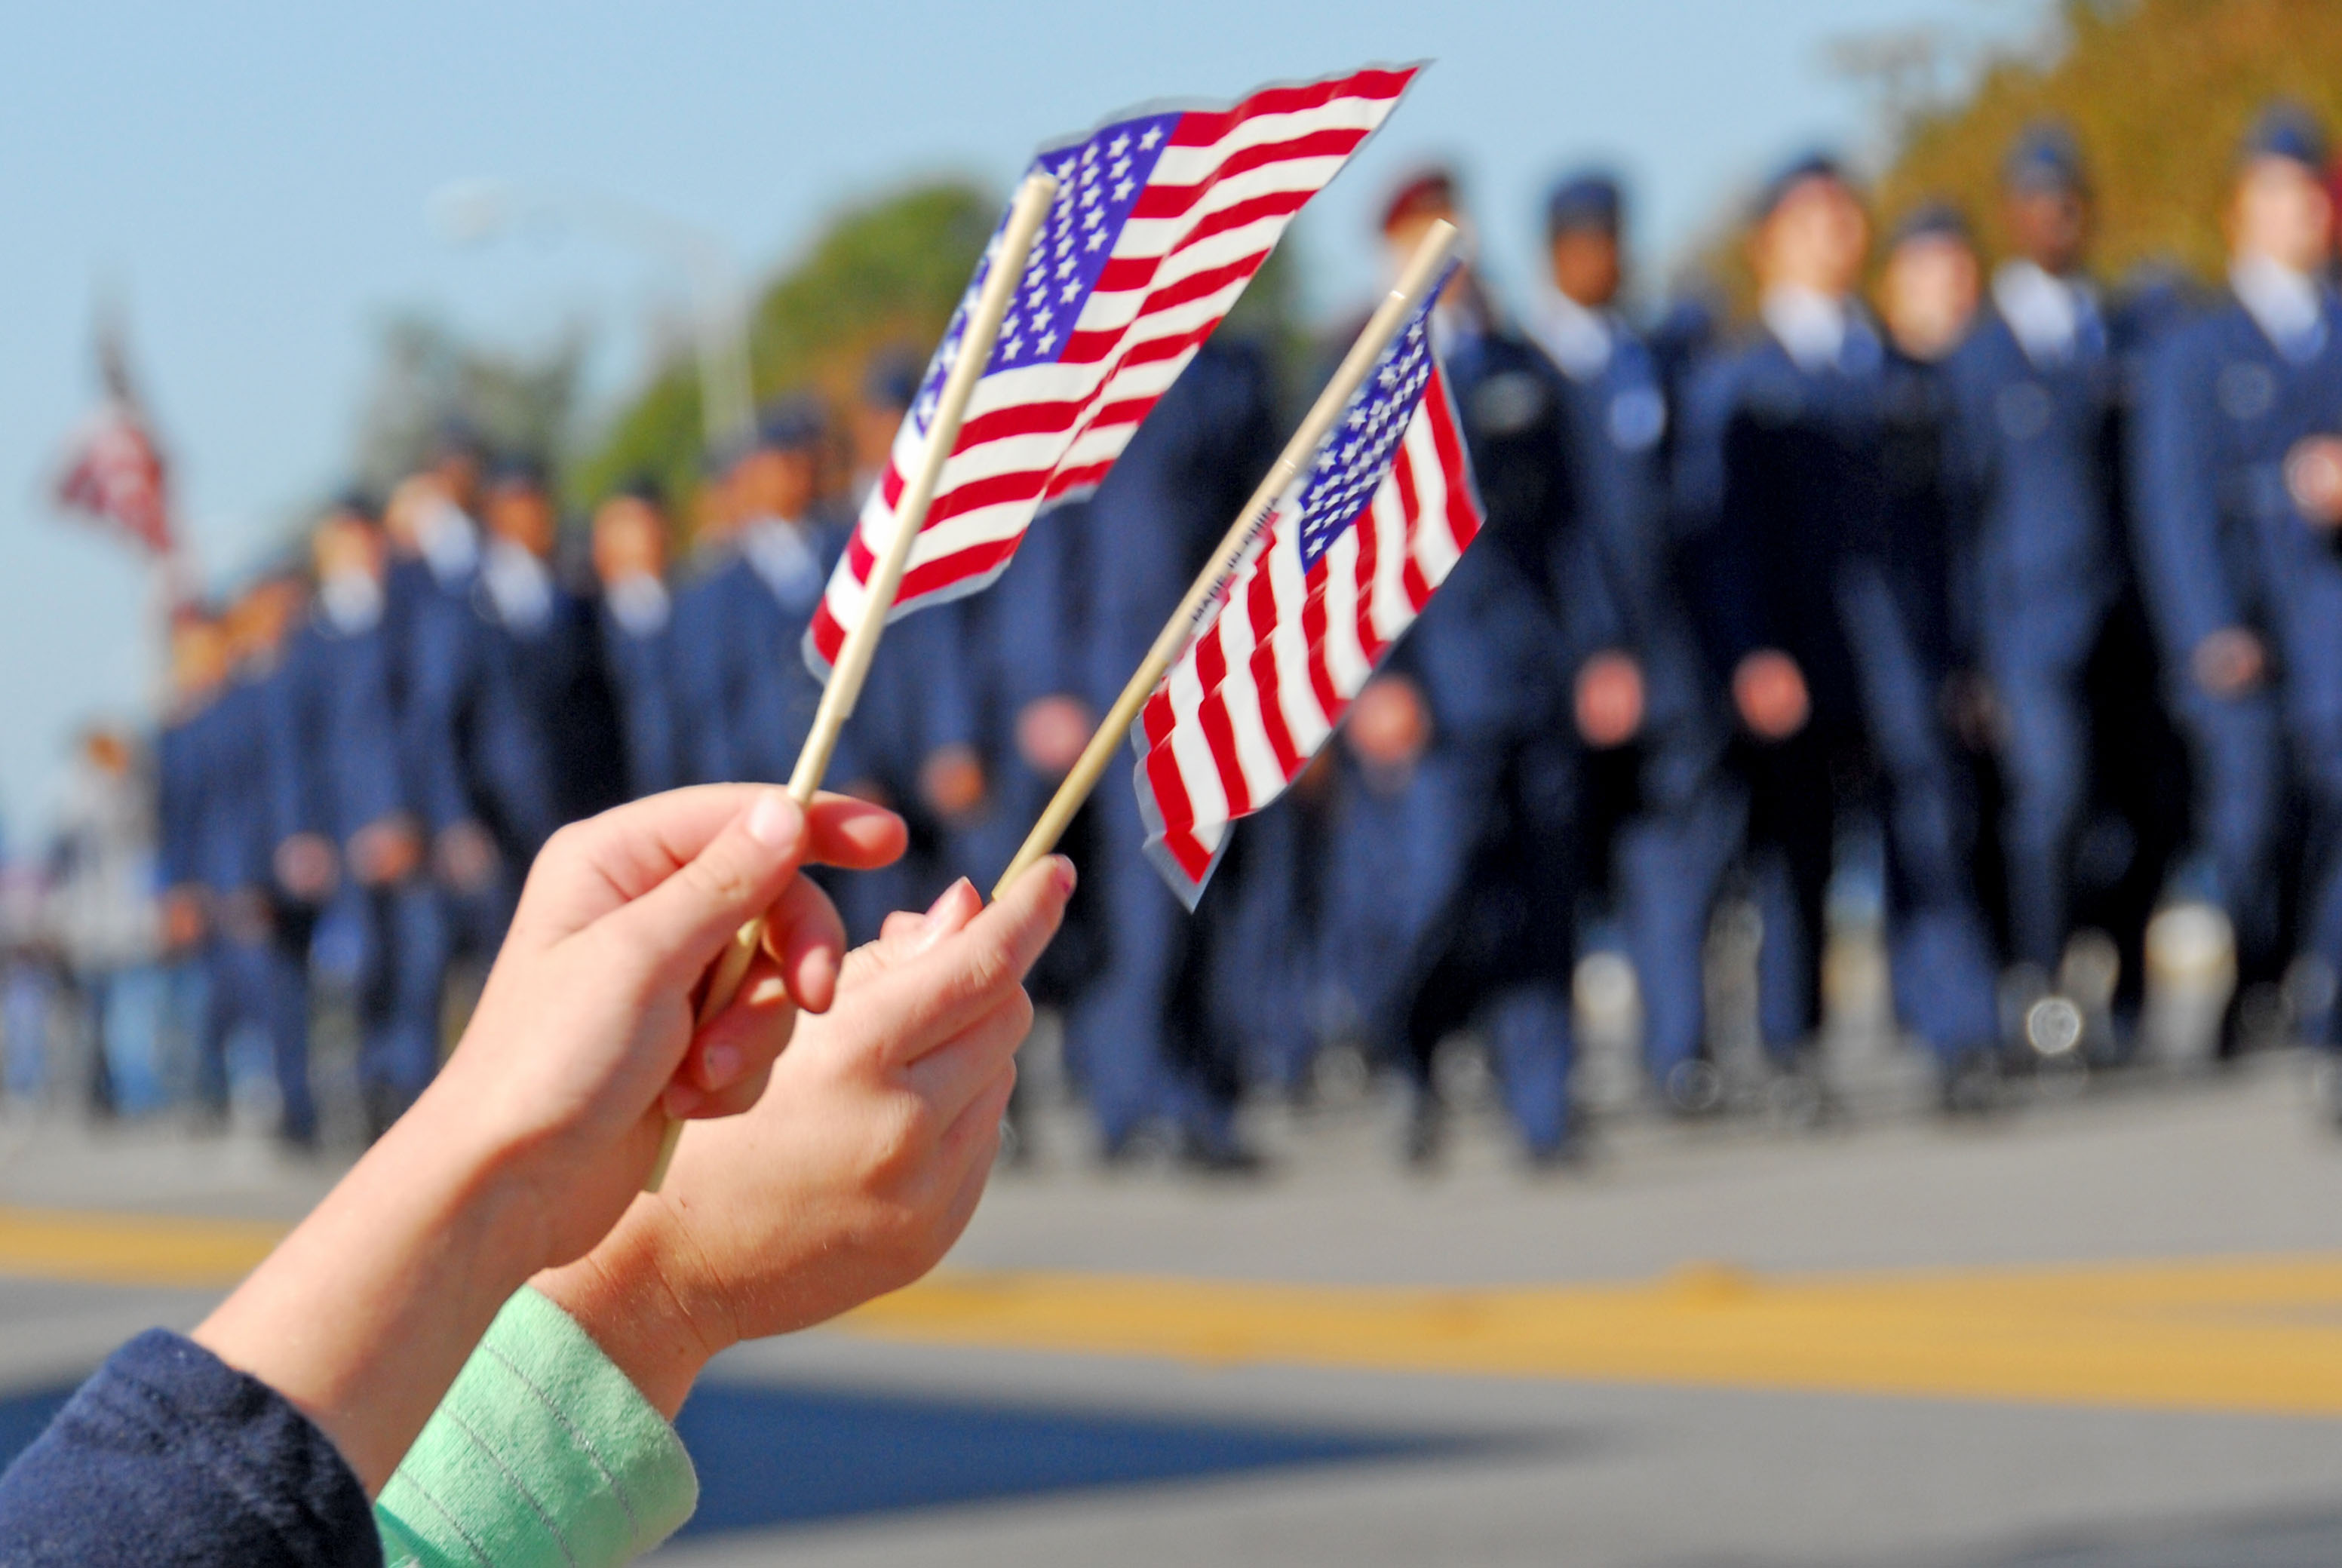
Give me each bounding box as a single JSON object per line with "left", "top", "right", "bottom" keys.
{"left": 1548, "top": 229, "right": 1622, "bottom": 308}
{"left": 487, "top": 482, "right": 557, "bottom": 558}
{"left": 1383, "top": 202, "right": 1453, "bottom": 277}
{"left": 592, "top": 496, "right": 668, "bottom": 585}
{"left": 1753, "top": 177, "right": 1870, "bottom": 297}
{"left": 2004, "top": 185, "right": 2090, "bottom": 275}
{"left": 2230, "top": 156, "right": 2334, "bottom": 275}
{"left": 169, "top": 618, "right": 229, "bottom": 698}
{"left": 851, "top": 399, "right": 906, "bottom": 479}
{"left": 227, "top": 578, "right": 304, "bottom": 661}
{"left": 432, "top": 450, "right": 482, "bottom": 512}
{"left": 312, "top": 513, "right": 384, "bottom": 583}
{"left": 691, "top": 468, "right": 738, "bottom": 549}
{"left": 84, "top": 730, "right": 130, "bottom": 775}
{"left": 1882, "top": 233, "right": 1981, "bottom": 361}
{"left": 732, "top": 447, "right": 818, "bottom": 522}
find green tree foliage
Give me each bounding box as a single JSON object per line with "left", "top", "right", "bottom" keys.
{"left": 571, "top": 181, "right": 997, "bottom": 526}
{"left": 352, "top": 312, "right": 585, "bottom": 496}
{"left": 1879, "top": 0, "right": 2342, "bottom": 282}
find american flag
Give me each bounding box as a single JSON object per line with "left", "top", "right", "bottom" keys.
{"left": 804, "top": 63, "right": 1419, "bottom": 674}
{"left": 1131, "top": 279, "right": 1482, "bottom": 904}
{"left": 54, "top": 400, "right": 173, "bottom": 557}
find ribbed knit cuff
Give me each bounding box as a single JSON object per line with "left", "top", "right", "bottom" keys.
{"left": 376, "top": 1287, "right": 698, "bottom": 1567}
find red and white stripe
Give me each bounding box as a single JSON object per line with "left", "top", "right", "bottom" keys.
{"left": 1134, "top": 364, "right": 1481, "bottom": 903}
{"left": 806, "top": 64, "right": 1417, "bottom": 672}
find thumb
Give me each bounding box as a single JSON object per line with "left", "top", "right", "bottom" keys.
{"left": 595, "top": 790, "right": 810, "bottom": 987}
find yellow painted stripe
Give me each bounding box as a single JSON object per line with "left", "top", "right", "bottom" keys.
{"left": 6, "top": 1202, "right": 2340, "bottom": 1418}
{"left": 0, "top": 1205, "right": 284, "bottom": 1287}
{"left": 842, "top": 1256, "right": 2342, "bottom": 1418}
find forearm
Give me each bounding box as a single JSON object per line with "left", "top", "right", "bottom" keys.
{"left": 193, "top": 1096, "right": 546, "bottom": 1493}
{"left": 531, "top": 1201, "right": 724, "bottom": 1422}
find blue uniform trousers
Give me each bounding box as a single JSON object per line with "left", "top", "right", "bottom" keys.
{"left": 196, "top": 928, "right": 314, "bottom": 1143}
{"left": 1062, "top": 778, "right": 1239, "bottom": 1149}
{"left": 348, "top": 880, "right": 447, "bottom": 1100}
{"left": 1988, "top": 597, "right": 2106, "bottom": 971}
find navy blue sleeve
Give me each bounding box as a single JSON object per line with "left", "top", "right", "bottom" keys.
{"left": 0, "top": 1329, "right": 377, "bottom": 1567}
{"left": 2131, "top": 321, "right": 2241, "bottom": 669}
{"left": 155, "top": 717, "right": 206, "bottom": 891}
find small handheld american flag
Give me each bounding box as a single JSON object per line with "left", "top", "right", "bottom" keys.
{"left": 1131, "top": 273, "right": 1483, "bottom": 905}
{"left": 804, "top": 63, "right": 1419, "bottom": 677}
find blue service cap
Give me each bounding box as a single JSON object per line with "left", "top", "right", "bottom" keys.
{"left": 427, "top": 417, "right": 489, "bottom": 465}
{"left": 1545, "top": 170, "right": 1623, "bottom": 239}
{"left": 1888, "top": 200, "right": 1973, "bottom": 250}
{"left": 328, "top": 484, "right": 379, "bottom": 520}
{"left": 486, "top": 453, "right": 549, "bottom": 492}
{"left": 1751, "top": 150, "right": 1851, "bottom": 223}
{"left": 615, "top": 471, "right": 666, "bottom": 506}
{"left": 749, "top": 394, "right": 827, "bottom": 456}
{"left": 2003, "top": 120, "right": 2089, "bottom": 196}
{"left": 861, "top": 350, "right": 923, "bottom": 413}
{"left": 2239, "top": 100, "right": 2328, "bottom": 172}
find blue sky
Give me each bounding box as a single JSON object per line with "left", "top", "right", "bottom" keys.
{"left": 0, "top": 0, "right": 2040, "bottom": 839}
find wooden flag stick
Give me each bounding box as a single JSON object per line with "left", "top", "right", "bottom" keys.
{"left": 990, "top": 219, "right": 1460, "bottom": 902}
{"left": 644, "top": 169, "right": 1060, "bottom": 1193}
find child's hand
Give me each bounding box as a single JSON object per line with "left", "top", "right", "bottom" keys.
{"left": 193, "top": 784, "right": 904, "bottom": 1493}
{"left": 424, "top": 784, "right": 907, "bottom": 1269}
{"left": 534, "top": 856, "right": 1075, "bottom": 1416}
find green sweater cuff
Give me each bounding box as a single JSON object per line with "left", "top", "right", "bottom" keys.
{"left": 376, "top": 1286, "right": 698, "bottom": 1567}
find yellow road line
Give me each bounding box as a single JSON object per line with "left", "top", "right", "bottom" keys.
{"left": 5, "top": 1203, "right": 2340, "bottom": 1417}
{"left": 843, "top": 1256, "right": 2342, "bottom": 1418}
{"left": 0, "top": 1205, "right": 284, "bottom": 1288}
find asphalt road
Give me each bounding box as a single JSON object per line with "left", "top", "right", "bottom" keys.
{"left": 3, "top": 1051, "right": 2340, "bottom": 1566}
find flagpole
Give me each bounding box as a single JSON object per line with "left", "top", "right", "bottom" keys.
{"left": 987, "top": 221, "right": 1460, "bottom": 902}
{"left": 644, "top": 170, "right": 1059, "bottom": 1193}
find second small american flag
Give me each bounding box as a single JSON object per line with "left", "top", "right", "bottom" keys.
{"left": 1131, "top": 275, "right": 1485, "bottom": 905}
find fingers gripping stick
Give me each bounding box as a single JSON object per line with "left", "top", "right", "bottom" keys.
{"left": 644, "top": 170, "right": 1060, "bottom": 1194}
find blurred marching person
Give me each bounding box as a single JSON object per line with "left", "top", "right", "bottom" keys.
{"left": 673, "top": 399, "right": 845, "bottom": 792}
{"left": 1057, "top": 333, "right": 1282, "bottom": 1170}
{"left": 167, "top": 578, "right": 321, "bottom": 1145}
{"left": 1674, "top": 154, "right": 2003, "bottom": 1109}
{"left": 830, "top": 360, "right": 984, "bottom": 944}
{"left": 382, "top": 429, "right": 503, "bottom": 1010}
{"left": 476, "top": 458, "right": 628, "bottom": 831}
{"left": 591, "top": 479, "right": 689, "bottom": 800}
{"left": 1527, "top": 166, "right": 1739, "bottom": 1114}
{"left": 48, "top": 726, "right": 162, "bottom": 1119}
{"left": 1326, "top": 170, "right": 1628, "bottom": 1165}
{"left": 271, "top": 497, "right": 444, "bottom": 1138}
{"left": 2134, "top": 104, "right": 2342, "bottom": 1062}
{"left": 155, "top": 608, "right": 229, "bottom": 1111}
{"left": 1945, "top": 125, "right": 2184, "bottom": 1059}
{"left": 408, "top": 456, "right": 624, "bottom": 947}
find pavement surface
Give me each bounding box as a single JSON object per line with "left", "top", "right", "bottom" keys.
{"left": 3, "top": 1050, "right": 2340, "bottom": 1566}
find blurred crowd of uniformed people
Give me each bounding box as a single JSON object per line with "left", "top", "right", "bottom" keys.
{"left": 18, "top": 101, "right": 2342, "bottom": 1171}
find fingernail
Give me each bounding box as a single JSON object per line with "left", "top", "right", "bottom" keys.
{"left": 746, "top": 792, "right": 799, "bottom": 850}
{"left": 701, "top": 1042, "right": 741, "bottom": 1087}
{"left": 925, "top": 878, "right": 971, "bottom": 918}
{"left": 1049, "top": 855, "right": 1077, "bottom": 896}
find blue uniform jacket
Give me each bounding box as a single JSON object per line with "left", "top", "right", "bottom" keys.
{"left": 1674, "top": 318, "right": 1922, "bottom": 738}
{"left": 267, "top": 610, "right": 411, "bottom": 849}
{"left": 599, "top": 597, "right": 687, "bottom": 799}
{"left": 1945, "top": 302, "right": 2121, "bottom": 664}
{"left": 2132, "top": 289, "right": 2342, "bottom": 686}
{"left": 674, "top": 521, "right": 858, "bottom": 790}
